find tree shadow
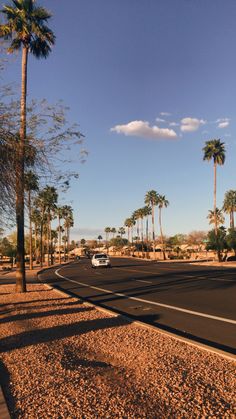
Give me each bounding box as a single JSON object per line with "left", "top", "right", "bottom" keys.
{"left": 0, "top": 359, "right": 17, "bottom": 418}
{"left": 0, "top": 304, "right": 93, "bottom": 325}
{"left": 0, "top": 315, "right": 132, "bottom": 353}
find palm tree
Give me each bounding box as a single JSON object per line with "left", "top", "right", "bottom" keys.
{"left": 56, "top": 206, "right": 68, "bottom": 265}
{"left": 35, "top": 186, "right": 58, "bottom": 267}
{"left": 124, "top": 218, "right": 133, "bottom": 243}
{"left": 157, "top": 195, "right": 169, "bottom": 260}
{"left": 30, "top": 207, "right": 41, "bottom": 264}
{"left": 111, "top": 227, "right": 116, "bottom": 239}
{"left": 104, "top": 227, "right": 111, "bottom": 248}
{"left": 0, "top": 0, "right": 55, "bottom": 292}
{"left": 132, "top": 210, "right": 140, "bottom": 240}
{"left": 145, "top": 190, "right": 159, "bottom": 257}
{"left": 63, "top": 206, "right": 74, "bottom": 260}
{"left": 222, "top": 190, "right": 236, "bottom": 229}
{"left": 142, "top": 205, "right": 151, "bottom": 242}
{"left": 24, "top": 171, "right": 39, "bottom": 270}
{"left": 118, "top": 227, "right": 125, "bottom": 238}
{"left": 207, "top": 208, "right": 225, "bottom": 226}
{"left": 97, "top": 235, "right": 103, "bottom": 247}
{"left": 203, "top": 139, "right": 226, "bottom": 234}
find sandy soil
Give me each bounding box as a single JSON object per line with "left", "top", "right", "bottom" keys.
{"left": 0, "top": 283, "right": 235, "bottom": 418}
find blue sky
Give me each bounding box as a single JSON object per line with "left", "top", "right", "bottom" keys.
{"left": 2, "top": 0, "right": 236, "bottom": 240}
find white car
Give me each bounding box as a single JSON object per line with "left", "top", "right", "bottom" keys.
{"left": 91, "top": 253, "right": 111, "bottom": 268}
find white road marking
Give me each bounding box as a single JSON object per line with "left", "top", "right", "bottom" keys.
{"left": 136, "top": 280, "right": 153, "bottom": 284}
{"left": 55, "top": 268, "right": 236, "bottom": 325}
{"left": 113, "top": 267, "right": 235, "bottom": 283}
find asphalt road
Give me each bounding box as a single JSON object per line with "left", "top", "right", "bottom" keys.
{"left": 39, "top": 257, "right": 236, "bottom": 354}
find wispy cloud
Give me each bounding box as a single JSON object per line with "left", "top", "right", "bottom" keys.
{"left": 111, "top": 120, "right": 177, "bottom": 140}
{"left": 216, "top": 118, "right": 230, "bottom": 129}
{"left": 156, "top": 117, "right": 166, "bottom": 123}
{"left": 169, "top": 122, "right": 179, "bottom": 127}
{"left": 160, "top": 112, "right": 171, "bottom": 116}
{"left": 180, "top": 117, "right": 206, "bottom": 132}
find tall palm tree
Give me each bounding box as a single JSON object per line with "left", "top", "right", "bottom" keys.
{"left": 222, "top": 190, "right": 236, "bottom": 229}
{"left": 24, "top": 171, "right": 39, "bottom": 270}
{"left": 111, "top": 227, "right": 116, "bottom": 239}
{"left": 157, "top": 195, "right": 169, "bottom": 260}
{"left": 56, "top": 206, "right": 69, "bottom": 264}
{"left": 0, "top": 0, "right": 55, "bottom": 292}
{"left": 142, "top": 205, "right": 151, "bottom": 242}
{"left": 118, "top": 227, "right": 125, "bottom": 238}
{"left": 145, "top": 190, "right": 159, "bottom": 257}
{"left": 207, "top": 208, "right": 225, "bottom": 226}
{"left": 104, "top": 227, "right": 111, "bottom": 249}
{"left": 132, "top": 210, "right": 140, "bottom": 240}
{"left": 203, "top": 139, "right": 226, "bottom": 235}
{"left": 124, "top": 218, "right": 133, "bottom": 243}
{"left": 63, "top": 206, "right": 74, "bottom": 260}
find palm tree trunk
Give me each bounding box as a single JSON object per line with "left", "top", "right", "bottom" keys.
{"left": 152, "top": 205, "right": 155, "bottom": 259}
{"left": 230, "top": 211, "right": 234, "bottom": 229}
{"left": 159, "top": 208, "right": 166, "bottom": 260}
{"left": 16, "top": 46, "right": 28, "bottom": 293}
{"left": 47, "top": 214, "right": 50, "bottom": 266}
{"left": 214, "top": 162, "right": 217, "bottom": 234}
{"left": 58, "top": 215, "right": 61, "bottom": 264}
{"left": 28, "top": 190, "right": 33, "bottom": 270}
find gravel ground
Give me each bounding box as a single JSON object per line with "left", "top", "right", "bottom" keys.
{"left": 0, "top": 284, "right": 235, "bottom": 418}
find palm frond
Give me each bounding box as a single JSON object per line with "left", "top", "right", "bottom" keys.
{"left": 30, "top": 37, "right": 52, "bottom": 58}
{"left": 7, "top": 37, "right": 22, "bottom": 52}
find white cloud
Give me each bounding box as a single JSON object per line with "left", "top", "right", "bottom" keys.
{"left": 156, "top": 117, "right": 166, "bottom": 123}
{"left": 169, "top": 122, "right": 179, "bottom": 127}
{"left": 216, "top": 118, "right": 230, "bottom": 129}
{"left": 111, "top": 120, "right": 177, "bottom": 140}
{"left": 180, "top": 117, "right": 206, "bottom": 132}
{"left": 160, "top": 112, "right": 171, "bottom": 116}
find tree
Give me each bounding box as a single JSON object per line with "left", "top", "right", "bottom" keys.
{"left": 118, "top": 227, "right": 125, "bottom": 238}
{"left": 104, "top": 227, "right": 111, "bottom": 247}
{"left": 0, "top": 0, "right": 55, "bottom": 292}
{"left": 63, "top": 206, "right": 74, "bottom": 260}
{"left": 203, "top": 139, "right": 226, "bottom": 235}
{"left": 226, "top": 228, "right": 236, "bottom": 256}
{"left": 56, "top": 206, "right": 68, "bottom": 265}
{"left": 109, "top": 237, "right": 128, "bottom": 249}
{"left": 25, "top": 171, "right": 39, "bottom": 269}
{"left": 206, "top": 227, "right": 228, "bottom": 262}
{"left": 124, "top": 218, "right": 133, "bottom": 243}
{"left": 145, "top": 190, "right": 159, "bottom": 256}
{"left": 157, "top": 195, "right": 169, "bottom": 260}
{"left": 142, "top": 205, "right": 151, "bottom": 242}
{"left": 111, "top": 228, "right": 116, "bottom": 239}
{"left": 97, "top": 235, "right": 103, "bottom": 245}
{"left": 223, "top": 190, "right": 236, "bottom": 229}
{"left": 207, "top": 208, "right": 225, "bottom": 227}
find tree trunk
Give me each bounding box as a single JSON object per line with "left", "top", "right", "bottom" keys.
{"left": 152, "top": 204, "right": 155, "bottom": 259}
{"left": 16, "top": 46, "right": 28, "bottom": 293}
{"left": 47, "top": 213, "right": 50, "bottom": 266}
{"left": 231, "top": 211, "right": 235, "bottom": 230}
{"left": 159, "top": 208, "right": 166, "bottom": 260}
{"left": 58, "top": 215, "right": 61, "bottom": 264}
{"left": 214, "top": 162, "right": 217, "bottom": 235}
{"left": 28, "top": 190, "right": 33, "bottom": 270}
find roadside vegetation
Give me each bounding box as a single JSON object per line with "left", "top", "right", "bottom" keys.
{"left": 0, "top": 0, "right": 85, "bottom": 292}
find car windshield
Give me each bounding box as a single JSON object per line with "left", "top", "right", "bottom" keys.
{"left": 95, "top": 254, "right": 108, "bottom": 259}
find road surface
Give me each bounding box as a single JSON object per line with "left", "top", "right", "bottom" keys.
{"left": 39, "top": 257, "right": 236, "bottom": 354}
